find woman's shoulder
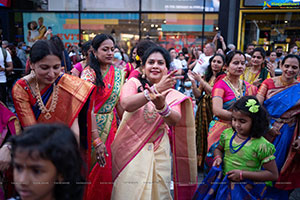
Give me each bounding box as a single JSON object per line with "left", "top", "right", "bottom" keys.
{"left": 261, "top": 77, "right": 276, "bottom": 86}
{"left": 82, "top": 65, "right": 93, "bottom": 73}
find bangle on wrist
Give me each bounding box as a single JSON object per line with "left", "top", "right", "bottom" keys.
{"left": 143, "top": 89, "right": 151, "bottom": 101}
{"left": 152, "top": 84, "right": 160, "bottom": 94}
{"left": 240, "top": 171, "right": 243, "bottom": 181}
{"left": 156, "top": 104, "right": 171, "bottom": 117}
{"left": 93, "top": 138, "right": 103, "bottom": 149}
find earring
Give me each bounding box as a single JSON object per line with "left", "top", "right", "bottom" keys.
{"left": 142, "top": 73, "right": 145, "bottom": 79}
{"left": 30, "top": 69, "right": 36, "bottom": 77}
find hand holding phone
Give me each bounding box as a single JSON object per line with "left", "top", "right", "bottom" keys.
{"left": 217, "top": 31, "right": 221, "bottom": 39}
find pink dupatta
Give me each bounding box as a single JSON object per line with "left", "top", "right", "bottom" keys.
{"left": 111, "top": 78, "right": 197, "bottom": 200}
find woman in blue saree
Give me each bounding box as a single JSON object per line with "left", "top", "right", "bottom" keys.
{"left": 257, "top": 54, "right": 300, "bottom": 200}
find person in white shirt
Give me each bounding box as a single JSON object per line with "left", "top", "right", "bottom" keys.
{"left": 0, "top": 46, "right": 13, "bottom": 104}
{"left": 192, "top": 43, "right": 215, "bottom": 76}
{"left": 168, "top": 48, "right": 183, "bottom": 72}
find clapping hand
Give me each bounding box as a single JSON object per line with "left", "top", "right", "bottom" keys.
{"left": 265, "top": 61, "right": 275, "bottom": 77}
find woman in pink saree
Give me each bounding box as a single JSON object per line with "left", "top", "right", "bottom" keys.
{"left": 111, "top": 46, "right": 197, "bottom": 200}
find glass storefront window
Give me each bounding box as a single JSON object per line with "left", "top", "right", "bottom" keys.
{"left": 80, "top": 13, "right": 139, "bottom": 54}
{"left": 242, "top": 12, "right": 300, "bottom": 52}
{"left": 14, "top": 0, "right": 78, "bottom": 11}
{"left": 141, "top": 13, "right": 218, "bottom": 50}
{"left": 141, "top": 0, "right": 219, "bottom": 12}
{"left": 82, "top": 0, "right": 139, "bottom": 11}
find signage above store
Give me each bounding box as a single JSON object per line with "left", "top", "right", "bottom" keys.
{"left": 244, "top": 0, "right": 300, "bottom": 8}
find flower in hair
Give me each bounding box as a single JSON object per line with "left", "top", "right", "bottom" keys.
{"left": 136, "top": 55, "right": 140, "bottom": 61}
{"left": 245, "top": 99, "right": 259, "bottom": 113}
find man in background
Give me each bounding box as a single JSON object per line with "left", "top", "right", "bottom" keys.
{"left": 192, "top": 43, "right": 215, "bottom": 76}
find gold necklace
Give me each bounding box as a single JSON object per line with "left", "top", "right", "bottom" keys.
{"left": 143, "top": 103, "right": 157, "bottom": 124}
{"left": 224, "top": 77, "right": 243, "bottom": 99}
{"left": 279, "top": 76, "right": 294, "bottom": 87}
{"left": 35, "top": 81, "right": 59, "bottom": 120}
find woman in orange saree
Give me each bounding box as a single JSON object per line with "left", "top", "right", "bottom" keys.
{"left": 12, "top": 40, "right": 95, "bottom": 150}
{"left": 111, "top": 46, "right": 197, "bottom": 200}
{"left": 80, "top": 34, "right": 125, "bottom": 200}
{"left": 204, "top": 51, "right": 257, "bottom": 174}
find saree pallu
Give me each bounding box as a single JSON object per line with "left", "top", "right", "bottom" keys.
{"left": 195, "top": 94, "right": 213, "bottom": 168}
{"left": 12, "top": 74, "right": 95, "bottom": 167}
{"left": 12, "top": 74, "right": 95, "bottom": 129}
{"left": 193, "top": 166, "right": 266, "bottom": 200}
{"left": 261, "top": 82, "right": 300, "bottom": 199}
{"left": 112, "top": 132, "right": 172, "bottom": 200}
{"left": 111, "top": 88, "right": 197, "bottom": 200}
{"left": 83, "top": 66, "right": 125, "bottom": 200}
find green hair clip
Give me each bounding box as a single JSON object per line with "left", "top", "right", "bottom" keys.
{"left": 245, "top": 99, "right": 259, "bottom": 113}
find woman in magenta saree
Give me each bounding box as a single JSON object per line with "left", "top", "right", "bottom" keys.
{"left": 257, "top": 54, "right": 300, "bottom": 200}
{"left": 111, "top": 46, "right": 197, "bottom": 200}
{"left": 81, "top": 34, "right": 125, "bottom": 200}
{"left": 204, "top": 51, "right": 257, "bottom": 174}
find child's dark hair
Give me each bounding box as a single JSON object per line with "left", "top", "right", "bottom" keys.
{"left": 231, "top": 96, "right": 269, "bottom": 138}
{"left": 137, "top": 46, "right": 171, "bottom": 92}
{"left": 30, "top": 40, "right": 62, "bottom": 64}
{"left": 89, "top": 33, "right": 115, "bottom": 88}
{"left": 10, "top": 123, "right": 85, "bottom": 200}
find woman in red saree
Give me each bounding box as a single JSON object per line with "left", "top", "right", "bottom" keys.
{"left": 80, "top": 34, "right": 125, "bottom": 200}
{"left": 111, "top": 46, "right": 197, "bottom": 200}
{"left": 257, "top": 54, "right": 300, "bottom": 200}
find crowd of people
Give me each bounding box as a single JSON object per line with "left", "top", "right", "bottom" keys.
{"left": 0, "top": 31, "right": 299, "bottom": 200}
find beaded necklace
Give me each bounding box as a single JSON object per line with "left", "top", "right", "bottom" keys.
{"left": 35, "top": 81, "right": 59, "bottom": 120}
{"left": 229, "top": 132, "right": 251, "bottom": 154}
